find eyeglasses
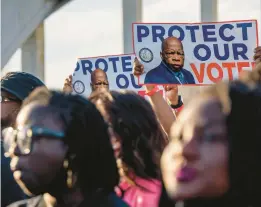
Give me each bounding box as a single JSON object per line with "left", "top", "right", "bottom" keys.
{"left": 0, "top": 95, "right": 20, "bottom": 103}
{"left": 3, "top": 126, "right": 65, "bottom": 157}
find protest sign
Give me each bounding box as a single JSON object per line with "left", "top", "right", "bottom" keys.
{"left": 133, "top": 20, "right": 258, "bottom": 85}
{"left": 72, "top": 54, "right": 166, "bottom": 99}
{"left": 72, "top": 54, "right": 142, "bottom": 97}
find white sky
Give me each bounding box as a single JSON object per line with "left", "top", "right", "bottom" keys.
{"left": 2, "top": 0, "right": 261, "bottom": 89}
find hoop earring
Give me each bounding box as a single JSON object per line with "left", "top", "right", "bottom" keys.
{"left": 63, "top": 159, "right": 73, "bottom": 189}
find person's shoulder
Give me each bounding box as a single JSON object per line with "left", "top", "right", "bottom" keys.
{"left": 149, "top": 63, "right": 164, "bottom": 73}
{"left": 146, "top": 67, "right": 160, "bottom": 76}
{"left": 181, "top": 68, "right": 193, "bottom": 75}
{"left": 7, "top": 196, "right": 43, "bottom": 207}
{"left": 181, "top": 68, "right": 195, "bottom": 83}
{"left": 145, "top": 64, "right": 164, "bottom": 81}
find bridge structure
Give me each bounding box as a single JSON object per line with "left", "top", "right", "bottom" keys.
{"left": 1, "top": 0, "right": 72, "bottom": 79}
{"left": 1, "top": 0, "right": 220, "bottom": 101}
{"left": 1, "top": 0, "right": 218, "bottom": 79}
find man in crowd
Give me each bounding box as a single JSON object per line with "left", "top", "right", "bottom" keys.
{"left": 144, "top": 36, "right": 195, "bottom": 84}
{"left": 1, "top": 71, "right": 45, "bottom": 207}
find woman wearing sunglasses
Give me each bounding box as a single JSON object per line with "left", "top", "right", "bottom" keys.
{"left": 3, "top": 87, "right": 128, "bottom": 207}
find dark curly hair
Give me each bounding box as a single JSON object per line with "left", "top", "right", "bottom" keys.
{"left": 89, "top": 90, "right": 167, "bottom": 181}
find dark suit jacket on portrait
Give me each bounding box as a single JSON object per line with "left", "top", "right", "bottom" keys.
{"left": 144, "top": 61, "right": 196, "bottom": 84}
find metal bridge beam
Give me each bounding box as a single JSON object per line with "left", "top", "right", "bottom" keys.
{"left": 21, "top": 23, "right": 45, "bottom": 81}
{"left": 1, "top": 0, "right": 72, "bottom": 70}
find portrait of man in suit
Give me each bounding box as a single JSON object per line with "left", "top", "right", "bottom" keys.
{"left": 144, "top": 36, "right": 195, "bottom": 84}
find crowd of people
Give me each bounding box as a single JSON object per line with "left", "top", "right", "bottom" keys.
{"left": 1, "top": 46, "right": 261, "bottom": 207}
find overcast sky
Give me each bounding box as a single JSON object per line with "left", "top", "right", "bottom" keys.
{"left": 3, "top": 0, "right": 261, "bottom": 89}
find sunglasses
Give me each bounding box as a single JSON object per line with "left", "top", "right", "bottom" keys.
{"left": 0, "top": 95, "right": 20, "bottom": 103}
{"left": 3, "top": 126, "right": 65, "bottom": 157}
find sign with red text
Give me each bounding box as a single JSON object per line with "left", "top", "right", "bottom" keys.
{"left": 133, "top": 20, "right": 258, "bottom": 85}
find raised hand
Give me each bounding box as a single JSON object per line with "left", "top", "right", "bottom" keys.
{"left": 163, "top": 85, "right": 179, "bottom": 105}
{"left": 133, "top": 57, "right": 145, "bottom": 76}
{"left": 63, "top": 75, "right": 73, "bottom": 94}
{"left": 254, "top": 46, "right": 261, "bottom": 64}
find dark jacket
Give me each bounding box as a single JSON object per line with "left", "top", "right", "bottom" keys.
{"left": 144, "top": 61, "right": 195, "bottom": 84}
{"left": 7, "top": 193, "right": 129, "bottom": 207}
{"left": 1, "top": 142, "right": 26, "bottom": 207}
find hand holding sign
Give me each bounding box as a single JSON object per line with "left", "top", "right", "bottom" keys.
{"left": 133, "top": 57, "right": 145, "bottom": 76}
{"left": 254, "top": 46, "right": 261, "bottom": 64}
{"left": 164, "top": 85, "right": 179, "bottom": 105}
{"left": 133, "top": 57, "right": 157, "bottom": 93}
{"left": 63, "top": 75, "right": 73, "bottom": 94}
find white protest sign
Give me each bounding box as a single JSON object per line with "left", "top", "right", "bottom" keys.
{"left": 133, "top": 20, "right": 258, "bottom": 85}
{"left": 72, "top": 54, "right": 161, "bottom": 98}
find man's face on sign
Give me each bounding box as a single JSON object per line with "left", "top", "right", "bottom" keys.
{"left": 90, "top": 69, "right": 109, "bottom": 92}
{"left": 160, "top": 37, "right": 185, "bottom": 71}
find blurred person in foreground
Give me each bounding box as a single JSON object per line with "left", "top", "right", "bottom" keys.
{"left": 89, "top": 90, "right": 168, "bottom": 207}
{"left": 3, "top": 88, "right": 128, "bottom": 207}
{"left": 63, "top": 69, "right": 109, "bottom": 95}
{"left": 159, "top": 61, "right": 261, "bottom": 207}
{"left": 1, "top": 72, "right": 45, "bottom": 207}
